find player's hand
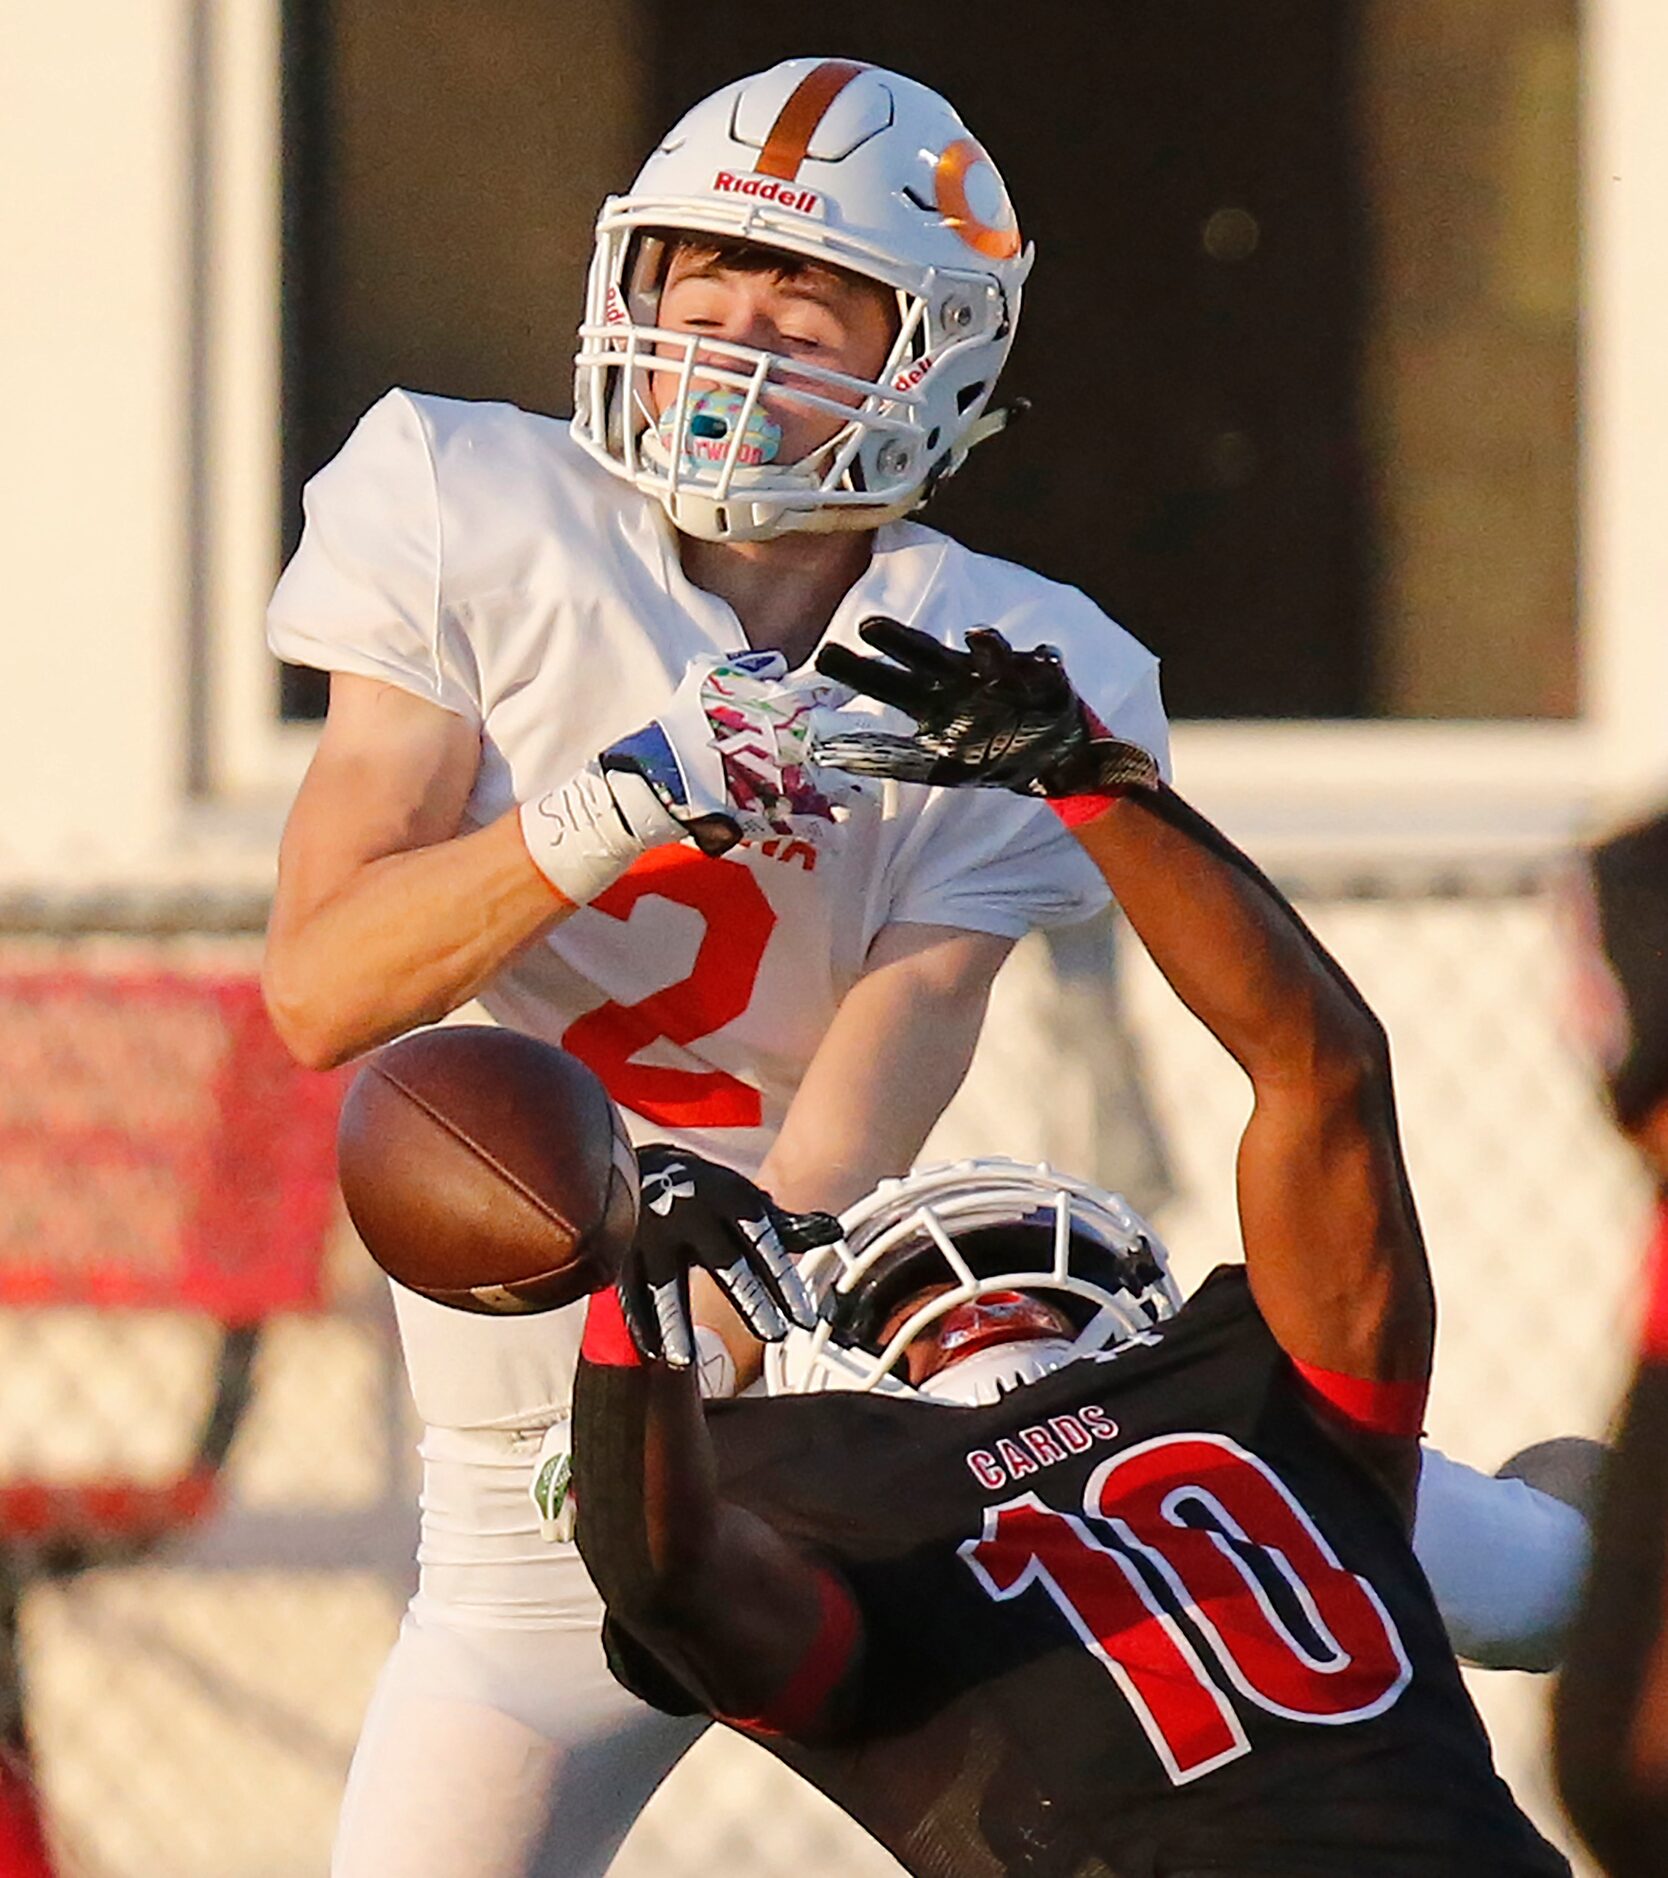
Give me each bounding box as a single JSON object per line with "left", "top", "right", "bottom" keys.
{"left": 520, "top": 652, "right": 867, "bottom": 905}
{"left": 812, "top": 619, "right": 1160, "bottom": 799}
{"left": 601, "top": 650, "right": 866, "bottom": 859}
{"left": 618, "top": 1146, "right": 837, "bottom": 1368}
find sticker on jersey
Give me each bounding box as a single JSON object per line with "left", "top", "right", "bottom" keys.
{"left": 529, "top": 1419, "right": 576, "bottom": 1542}
{"left": 960, "top": 1432, "right": 1411, "bottom": 1786}
{"left": 934, "top": 138, "right": 1021, "bottom": 261}
{"left": 710, "top": 172, "right": 826, "bottom": 217}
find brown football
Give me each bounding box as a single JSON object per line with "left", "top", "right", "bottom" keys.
{"left": 336, "top": 1026, "right": 638, "bottom": 1315}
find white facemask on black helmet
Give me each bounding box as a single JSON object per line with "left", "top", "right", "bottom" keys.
{"left": 765, "top": 1159, "right": 1182, "bottom": 1404}
{"left": 571, "top": 58, "right": 1033, "bottom": 543}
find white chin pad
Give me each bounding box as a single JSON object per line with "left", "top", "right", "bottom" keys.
{"left": 916, "top": 1337, "right": 1077, "bottom": 1407}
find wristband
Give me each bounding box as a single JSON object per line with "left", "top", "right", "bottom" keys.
{"left": 581, "top": 1288, "right": 643, "bottom": 1368}
{"left": 519, "top": 760, "right": 662, "bottom": 906}
{"left": 1050, "top": 794, "right": 1118, "bottom": 830}
{"left": 1292, "top": 1357, "right": 1428, "bottom": 1438}
{"left": 694, "top": 1325, "right": 739, "bottom": 1401}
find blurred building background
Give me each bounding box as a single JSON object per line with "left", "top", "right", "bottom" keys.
{"left": 2, "top": 1, "right": 1666, "bottom": 1873}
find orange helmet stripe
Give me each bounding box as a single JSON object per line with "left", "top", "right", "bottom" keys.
{"left": 756, "top": 60, "right": 870, "bottom": 181}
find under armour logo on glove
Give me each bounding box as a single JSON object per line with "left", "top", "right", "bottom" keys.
{"left": 619, "top": 1145, "right": 840, "bottom": 1368}
{"left": 642, "top": 1161, "right": 698, "bottom": 1217}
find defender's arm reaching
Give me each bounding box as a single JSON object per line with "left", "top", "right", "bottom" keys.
{"left": 573, "top": 1193, "right": 859, "bottom": 1738}
{"left": 817, "top": 621, "right": 1434, "bottom": 1512}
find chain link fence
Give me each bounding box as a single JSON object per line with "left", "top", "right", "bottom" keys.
{"left": 0, "top": 860, "right": 1646, "bottom": 1876}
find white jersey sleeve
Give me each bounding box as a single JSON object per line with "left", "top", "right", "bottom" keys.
{"left": 882, "top": 791, "right": 1108, "bottom": 938}
{"left": 267, "top": 389, "right": 482, "bottom": 723}
{"left": 844, "top": 529, "right": 1173, "bottom": 942}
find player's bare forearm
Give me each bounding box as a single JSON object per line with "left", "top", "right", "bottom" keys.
{"left": 264, "top": 809, "right": 571, "bottom": 1068}
{"left": 573, "top": 1319, "right": 848, "bottom": 1729}
{"left": 262, "top": 673, "right": 574, "bottom": 1069}
{"left": 758, "top": 922, "right": 1010, "bottom": 1213}
{"left": 1072, "top": 790, "right": 1432, "bottom": 1393}
{"left": 698, "top": 927, "right": 1008, "bottom": 1396}
{"left": 1072, "top": 791, "right": 1379, "bottom": 1091}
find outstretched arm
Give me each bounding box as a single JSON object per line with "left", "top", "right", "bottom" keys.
{"left": 816, "top": 623, "right": 1433, "bottom": 1512}
{"left": 1073, "top": 791, "right": 1432, "bottom": 1464}
{"left": 572, "top": 1286, "right": 861, "bottom": 1738}
{"left": 573, "top": 1163, "right": 860, "bottom": 1738}
{"left": 265, "top": 655, "right": 857, "bottom": 1069}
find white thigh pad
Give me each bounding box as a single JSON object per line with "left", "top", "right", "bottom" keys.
{"left": 391, "top": 1278, "right": 583, "bottom": 1431}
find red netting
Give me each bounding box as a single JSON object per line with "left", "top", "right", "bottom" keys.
{"left": 0, "top": 1474, "right": 218, "bottom": 1545}
{"left": 0, "top": 972, "right": 345, "bottom": 1323}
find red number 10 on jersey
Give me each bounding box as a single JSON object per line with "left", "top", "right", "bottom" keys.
{"left": 962, "top": 1432, "right": 1411, "bottom": 1785}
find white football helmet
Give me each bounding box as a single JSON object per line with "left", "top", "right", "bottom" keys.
{"left": 572, "top": 58, "right": 1034, "bottom": 542}
{"left": 765, "top": 1159, "right": 1182, "bottom": 1406}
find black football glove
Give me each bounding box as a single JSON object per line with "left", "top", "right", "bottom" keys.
{"left": 619, "top": 1146, "right": 837, "bottom": 1368}
{"left": 813, "top": 618, "right": 1160, "bottom": 799}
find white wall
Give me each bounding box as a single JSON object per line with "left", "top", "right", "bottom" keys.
{"left": 1583, "top": 0, "right": 1668, "bottom": 818}
{"left": 1, "top": 5, "right": 196, "bottom": 882}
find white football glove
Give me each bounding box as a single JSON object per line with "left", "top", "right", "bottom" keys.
{"left": 520, "top": 651, "right": 867, "bottom": 905}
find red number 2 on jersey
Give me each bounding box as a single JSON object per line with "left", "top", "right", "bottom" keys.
{"left": 961, "top": 1433, "right": 1410, "bottom": 1785}
{"left": 561, "top": 848, "right": 776, "bottom": 1130}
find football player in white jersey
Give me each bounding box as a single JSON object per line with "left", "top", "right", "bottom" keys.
{"left": 262, "top": 57, "right": 1595, "bottom": 1878}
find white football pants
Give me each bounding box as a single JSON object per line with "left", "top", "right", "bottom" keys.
{"left": 331, "top": 1425, "right": 704, "bottom": 1878}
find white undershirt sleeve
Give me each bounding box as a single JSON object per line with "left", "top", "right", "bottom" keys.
{"left": 1413, "top": 1443, "right": 1592, "bottom": 1672}
{"left": 267, "top": 388, "right": 481, "bottom": 723}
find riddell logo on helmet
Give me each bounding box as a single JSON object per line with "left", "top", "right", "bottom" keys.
{"left": 892, "top": 355, "right": 934, "bottom": 394}
{"left": 711, "top": 172, "right": 823, "bottom": 215}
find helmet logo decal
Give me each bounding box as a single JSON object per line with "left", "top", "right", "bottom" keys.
{"left": 893, "top": 353, "right": 935, "bottom": 394}
{"left": 756, "top": 59, "right": 871, "bottom": 181}
{"left": 934, "top": 138, "right": 1022, "bottom": 261}
{"left": 711, "top": 171, "right": 824, "bottom": 216}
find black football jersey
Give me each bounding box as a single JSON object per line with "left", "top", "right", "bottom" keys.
{"left": 611, "top": 1269, "right": 1571, "bottom": 1877}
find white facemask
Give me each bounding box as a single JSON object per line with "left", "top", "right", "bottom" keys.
{"left": 915, "top": 1337, "right": 1079, "bottom": 1407}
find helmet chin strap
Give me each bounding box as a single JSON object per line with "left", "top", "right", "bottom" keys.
{"left": 916, "top": 1337, "right": 1078, "bottom": 1407}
